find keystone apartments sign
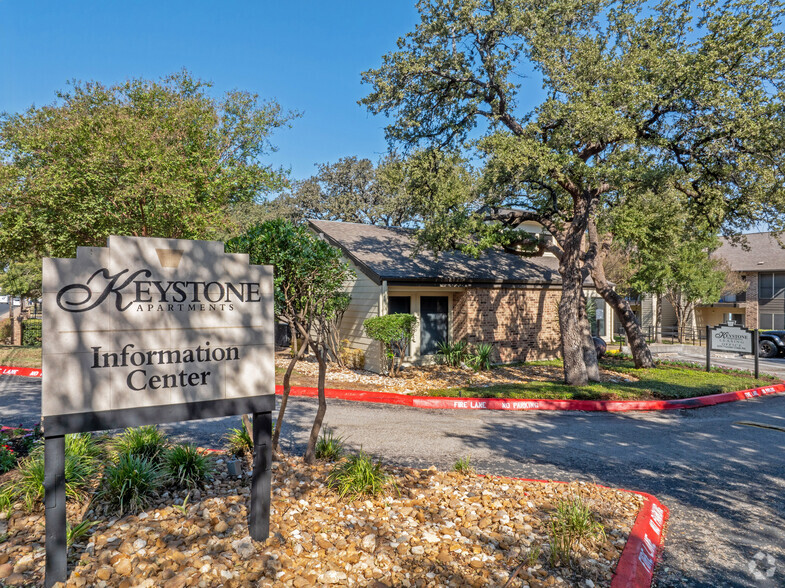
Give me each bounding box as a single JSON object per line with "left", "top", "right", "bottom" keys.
{"left": 43, "top": 236, "right": 274, "bottom": 415}
{"left": 41, "top": 236, "right": 275, "bottom": 587}
{"left": 709, "top": 322, "right": 754, "bottom": 354}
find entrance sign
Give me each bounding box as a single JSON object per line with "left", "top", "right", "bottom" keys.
{"left": 709, "top": 322, "right": 754, "bottom": 354}
{"left": 42, "top": 237, "right": 275, "bottom": 587}
{"left": 705, "top": 322, "right": 759, "bottom": 378}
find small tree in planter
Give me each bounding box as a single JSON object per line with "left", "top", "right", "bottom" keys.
{"left": 227, "top": 219, "right": 353, "bottom": 463}
{"left": 363, "top": 313, "right": 418, "bottom": 376}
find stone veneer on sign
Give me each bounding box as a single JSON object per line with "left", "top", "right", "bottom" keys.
{"left": 453, "top": 287, "right": 562, "bottom": 363}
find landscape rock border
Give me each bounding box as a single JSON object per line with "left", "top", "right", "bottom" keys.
{"left": 485, "top": 474, "right": 669, "bottom": 588}
{"left": 4, "top": 365, "right": 783, "bottom": 412}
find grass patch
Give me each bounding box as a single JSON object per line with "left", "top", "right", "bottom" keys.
{"left": 425, "top": 357, "right": 779, "bottom": 401}
{"left": 0, "top": 345, "right": 42, "bottom": 368}
{"left": 328, "top": 451, "right": 393, "bottom": 499}
{"left": 452, "top": 456, "right": 475, "bottom": 475}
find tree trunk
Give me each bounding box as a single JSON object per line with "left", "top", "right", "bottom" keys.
{"left": 303, "top": 343, "right": 328, "bottom": 464}
{"left": 587, "top": 222, "right": 655, "bottom": 369}
{"left": 655, "top": 294, "right": 663, "bottom": 343}
{"left": 560, "top": 274, "right": 589, "bottom": 386}
{"left": 272, "top": 332, "right": 309, "bottom": 453}
{"left": 8, "top": 300, "right": 14, "bottom": 344}
{"left": 579, "top": 293, "right": 601, "bottom": 382}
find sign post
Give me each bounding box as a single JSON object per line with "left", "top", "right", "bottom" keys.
{"left": 42, "top": 236, "right": 275, "bottom": 587}
{"left": 707, "top": 321, "right": 758, "bottom": 378}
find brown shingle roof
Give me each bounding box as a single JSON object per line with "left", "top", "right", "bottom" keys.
{"left": 308, "top": 219, "right": 564, "bottom": 286}
{"left": 714, "top": 232, "right": 785, "bottom": 272}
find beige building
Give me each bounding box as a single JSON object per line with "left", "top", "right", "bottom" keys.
{"left": 309, "top": 220, "right": 613, "bottom": 373}
{"left": 633, "top": 232, "right": 785, "bottom": 336}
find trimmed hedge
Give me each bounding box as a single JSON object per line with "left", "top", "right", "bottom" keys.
{"left": 22, "top": 319, "right": 42, "bottom": 347}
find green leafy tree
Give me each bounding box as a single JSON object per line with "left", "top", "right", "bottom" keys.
{"left": 0, "top": 255, "right": 43, "bottom": 331}
{"left": 0, "top": 70, "right": 297, "bottom": 265}
{"left": 363, "top": 313, "right": 419, "bottom": 376}
{"left": 272, "top": 154, "right": 419, "bottom": 227}
{"left": 362, "top": 0, "right": 785, "bottom": 385}
{"left": 226, "top": 220, "right": 354, "bottom": 463}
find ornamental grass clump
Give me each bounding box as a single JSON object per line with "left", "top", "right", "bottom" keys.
{"left": 164, "top": 443, "right": 214, "bottom": 488}
{"left": 99, "top": 453, "right": 162, "bottom": 515}
{"left": 0, "top": 433, "right": 100, "bottom": 511}
{"left": 315, "top": 429, "right": 345, "bottom": 461}
{"left": 225, "top": 421, "right": 253, "bottom": 457}
{"left": 548, "top": 497, "right": 606, "bottom": 567}
{"left": 328, "top": 451, "right": 393, "bottom": 499}
{"left": 113, "top": 426, "right": 169, "bottom": 463}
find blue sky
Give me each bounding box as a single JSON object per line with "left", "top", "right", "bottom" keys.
{"left": 0, "top": 1, "right": 421, "bottom": 183}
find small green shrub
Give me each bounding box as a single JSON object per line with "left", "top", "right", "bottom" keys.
{"left": 100, "top": 454, "right": 162, "bottom": 515}
{"left": 0, "top": 436, "right": 99, "bottom": 511}
{"left": 315, "top": 429, "right": 345, "bottom": 461}
{"left": 328, "top": 451, "right": 392, "bottom": 499}
{"left": 66, "top": 520, "right": 98, "bottom": 547}
{"left": 113, "top": 426, "right": 168, "bottom": 463}
{"left": 225, "top": 421, "right": 253, "bottom": 457}
{"left": 21, "top": 319, "right": 42, "bottom": 347}
{"left": 548, "top": 498, "right": 605, "bottom": 567}
{"left": 164, "top": 444, "right": 213, "bottom": 488}
{"left": 452, "top": 455, "right": 474, "bottom": 475}
{"left": 467, "top": 343, "right": 494, "bottom": 371}
{"left": 0, "top": 445, "right": 15, "bottom": 473}
{"left": 363, "top": 314, "right": 418, "bottom": 376}
{"left": 437, "top": 340, "right": 468, "bottom": 367}
{"left": 65, "top": 432, "right": 102, "bottom": 461}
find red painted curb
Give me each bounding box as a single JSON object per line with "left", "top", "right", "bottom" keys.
{"left": 0, "top": 365, "right": 41, "bottom": 378}
{"left": 611, "top": 492, "right": 669, "bottom": 588}
{"left": 4, "top": 364, "right": 783, "bottom": 412}
{"left": 275, "top": 382, "right": 785, "bottom": 412}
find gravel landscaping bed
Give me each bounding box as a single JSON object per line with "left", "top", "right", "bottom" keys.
{"left": 276, "top": 355, "right": 636, "bottom": 396}
{"left": 0, "top": 453, "right": 643, "bottom": 587}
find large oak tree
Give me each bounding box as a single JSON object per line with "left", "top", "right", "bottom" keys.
{"left": 362, "top": 0, "right": 785, "bottom": 384}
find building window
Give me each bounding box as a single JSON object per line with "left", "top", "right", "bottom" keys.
{"left": 587, "top": 297, "right": 606, "bottom": 337}
{"left": 759, "top": 272, "right": 785, "bottom": 299}
{"left": 760, "top": 313, "right": 785, "bottom": 331}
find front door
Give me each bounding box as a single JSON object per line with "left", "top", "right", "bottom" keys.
{"left": 420, "top": 296, "right": 449, "bottom": 356}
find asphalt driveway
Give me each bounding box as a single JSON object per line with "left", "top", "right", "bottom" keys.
{"left": 2, "top": 376, "right": 784, "bottom": 587}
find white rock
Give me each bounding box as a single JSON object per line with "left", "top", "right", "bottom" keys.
{"left": 585, "top": 581, "right": 595, "bottom": 588}
{"left": 318, "top": 570, "right": 348, "bottom": 583}
{"left": 422, "top": 532, "right": 440, "bottom": 543}
{"left": 133, "top": 538, "right": 147, "bottom": 550}
{"left": 231, "top": 537, "right": 256, "bottom": 559}
{"left": 360, "top": 534, "right": 376, "bottom": 552}
{"left": 411, "top": 545, "right": 425, "bottom": 555}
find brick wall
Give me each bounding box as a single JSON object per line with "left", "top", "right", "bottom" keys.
{"left": 453, "top": 287, "right": 562, "bottom": 363}
{"left": 745, "top": 273, "right": 759, "bottom": 329}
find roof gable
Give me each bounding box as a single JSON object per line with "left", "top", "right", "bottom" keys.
{"left": 714, "top": 232, "right": 785, "bottom": 272}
